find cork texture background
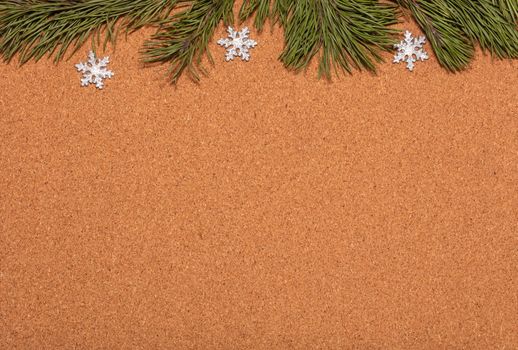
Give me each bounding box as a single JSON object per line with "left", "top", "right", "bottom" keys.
{"left": 1, "top": 6, "right": 517, "bottom": 349}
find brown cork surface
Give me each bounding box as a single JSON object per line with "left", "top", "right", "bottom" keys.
{"left": 0, "top": 7, "right": 517, "bottom": 349}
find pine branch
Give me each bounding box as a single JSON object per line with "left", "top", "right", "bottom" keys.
{"left": 1, "top": 0, "right": 516, "bottom": 83}
{"left": 395, "top": 0, "right": 518, "bottom": 72}
{"left": 492, "top": 0, "right": 518, "bottom": 22}
{"left": 142, "top": 0, "right": 234, "bottom": 84}
{"left": 278, "top": 0, "right": 398, "bottom": 79}
{"left": 396, "top": 0, "right": 473, "bottom": 71}
{"left": 445, "top": 0, "right": 518, "bottom": 59}
{"left": 273, "top": 0, "right": 291, "bottom": 27}
{"left": 239, "top": 0, "right": 271, "bottom": 31}
{"left": 0, "top": 0, "right": 179, "bottom": 64}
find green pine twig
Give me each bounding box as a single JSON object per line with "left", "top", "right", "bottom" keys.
{"left": 239, "top": 0, "right": 271, "bottom": 32}
{"left": 492, "top": 0, "right": 518, "bottom": 22}
{"left": 445, "top": 0, "right": 518, "bottom": 59}
{"left": 0, "top": 0, "right": 179, "bottom": 64}
{"left": 278, "top": 0, "right": 398, "bottom": 79}
{"left": 395, "top": 0, "right": 474, "bottom": 71}
{"left": 1, "top": 0, "right": 516, "bottom": 83}
{"left": 142, "top": 0, "right": 234, "bottom": 84}
{"left": 395, "top": 0, "right": 518, "bottom": 72}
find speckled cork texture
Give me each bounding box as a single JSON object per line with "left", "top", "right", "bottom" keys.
{"left": 0, "top": 5, "right": 517, "bottom": 349}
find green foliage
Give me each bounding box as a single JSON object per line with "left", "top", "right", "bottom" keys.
{"left": 492, "top": 0, "right": 518, "bottom": 22}
{"left": 142, "top": 0, "right": 234, "bottom": 83}
{"left": 239, "top": 0, "right": 272, "bottom": 31}
{"left": 0, "top": 0, "right": 178, "bottom": 64}
{"left": 445, "top": 0, "right": 518, "bottom": 59}
{"left": 241, "top": 0, "right": 518, "bottom": 74}
{"left": 395, "top": 0, "right": 473, "bottom": 71}
{"left": 276, "top": 0, "right": 398, "bottom": 78}
{"left": 394, "top": 0, "right": 518, "bottom": 71}
{"left": 238, "top": 0, "right": 398, "bottom": 78}
{"left": 0, "top": 0, "right": 517, "bottom": 83}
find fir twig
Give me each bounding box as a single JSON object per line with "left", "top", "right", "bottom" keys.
{"left": 278, "top": 0, "right": 398, "bottom": 79}
{"left": 0, "top": 0, "right": 179, "bottom": 64}
{"left": 239, "top": 0, "right": 271, "bottom": 32}
{"left": 1, "top": 0, "right": 516, "bottom": 83}
{"left": 142, "top": 0, "right": 234, "bottom": 83}
{"left": 396, "top": 0, "right": 473, "bottom": 71}
{"left": 395, "top": 0, "right": 518, "bottom": 71}
{"left": 445, "top": 0, "right": 518, "bottom": 59}
{"left": 273, "top": 0, "right": 290, "bottom": 27}
{"left": 492, "top": 0, "right": 518, "bottom": 22}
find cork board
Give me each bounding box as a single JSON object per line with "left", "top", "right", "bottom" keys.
{"left": 1, "top": 7, "right": 517, "bottom": 349}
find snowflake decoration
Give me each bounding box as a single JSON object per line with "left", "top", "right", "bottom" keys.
{"left": 217, "top": 26, "right": 257, "bottom": 62}
{"left": 75, "top": 50, "right": 114, "bottom": 89}
{"left": 393, "top": 30, "right": 429, "bottom": 71}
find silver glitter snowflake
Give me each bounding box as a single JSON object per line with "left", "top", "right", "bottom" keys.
{"left": 217, "top": 26, "right": 257, "bottom": 62}
{"left": 393, "top": 30, "right": 429, "bottom": 71}
{"left": 75, "top": 50, "right": 114, "bottom": 89}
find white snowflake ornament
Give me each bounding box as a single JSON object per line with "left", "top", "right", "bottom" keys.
{"left": 393, "top": 30, "right": 429, "bottom": 71}
{"left": 217, "top": 26, "right": 257, "bottom": 62}
{"left": 75, "top": 50, "right": 114, "bottom": 89}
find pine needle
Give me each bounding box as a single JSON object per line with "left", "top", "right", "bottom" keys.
{"left": 0, "top": 0, "right": 179, "bottom": 64}
{"left": 239, "top": 0, "right": 271, "bottom": 32}
{"left": 446, "top": 0, "right": 518, "bottom": 59}
{"left": 1, "top": 0, "right": 516, "bottom": 83}
{"left": 492, "top": 0, "right": 518, "bottom": 22}
{"left": 395, "top": 0, "right": 518, "bottom": 72}
{"left": 278, "top": 0, "right": 398, "bottom": 79}
{"left": 142, "top": 0, "right": 234, "bottom": 83}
